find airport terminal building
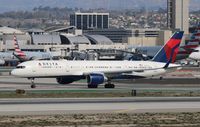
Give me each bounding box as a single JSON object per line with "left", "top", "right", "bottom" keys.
{"left": 0, "top": 26, "right": 126, "bottom": 57}
{"left": 0, "top": 26, "right": 173, "bottom": 58}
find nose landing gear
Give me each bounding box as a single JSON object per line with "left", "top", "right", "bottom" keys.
{"left": 28, "top": 78, "right": 36, "bottom": 88}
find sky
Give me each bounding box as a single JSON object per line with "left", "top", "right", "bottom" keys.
{"left": 0, "top": 0, "right": 199, "bottom": 13}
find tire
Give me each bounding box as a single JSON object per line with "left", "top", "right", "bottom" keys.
{"left": 88, "top": 85, "right": 98, "bottom": 88}
{"left": 31, "top": 84, "right": 36, "bottom": 88}
{"left": 104, "top": 84, "right": 115, "bottom": 88}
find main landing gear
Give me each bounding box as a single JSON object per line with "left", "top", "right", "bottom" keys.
{"left": 87, "top": 83, "right": 115, "bottom": 88}
{"left": 104, "top": 80, "right": 115, "bottom": 88}
{"left": 28, "top": 78, "right": 36, "bottom": 88}
{"left": 87, "top": 80, "right": 115, "bottom": 89}
{"left": 88, "top": 84, "right": 98, "bottom": 88}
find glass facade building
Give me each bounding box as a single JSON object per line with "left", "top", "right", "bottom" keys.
{"left": 70, "top": 13, "right": 109, "bottom": 30}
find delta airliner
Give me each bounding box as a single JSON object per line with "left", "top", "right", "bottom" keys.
{"left": 11, "top": 31, "right": 184, "bottom": 88}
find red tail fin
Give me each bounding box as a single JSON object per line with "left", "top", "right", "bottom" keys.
{"left": 152, "top": 31, "right": 184, "bottom": 63}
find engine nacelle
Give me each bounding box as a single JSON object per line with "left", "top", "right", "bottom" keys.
{"left": 87, "top": 73, "right": 106, "bottom": 87}
{"left": 56, "top": 76, "right": 83, "bottom": 84}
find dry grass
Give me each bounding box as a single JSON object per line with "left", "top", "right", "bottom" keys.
{"left": 0, "top": 112, "right": 200, "bottom": 127}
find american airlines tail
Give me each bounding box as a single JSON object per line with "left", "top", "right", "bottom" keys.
{"left": 13, "top": 35, "right": 27, "bottom": 61}
{"left": 152, "top": 31, "right": 184, "bottom": 63}
{"left": 182, "top": 25, "right": 200, "bottom": 51}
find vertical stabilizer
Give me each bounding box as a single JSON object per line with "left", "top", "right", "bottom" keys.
{"left": 152, "top": 31, "right": 184, "bottom": 63}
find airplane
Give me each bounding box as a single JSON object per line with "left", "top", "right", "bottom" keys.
{"left": 0, "top": 59, "right": 5, "bottom": 65}
{"left": 189, "top": 46, "right": 200, "bottom": 61}
{"left": 128, "top": 26, "right": 200, "bottom": 61}
{"left": 182, "top": 26, "right": 200, "bottom": 62}
{"left": 11, "top": 31, "right": 184, "bottom": 89}
{"left": 0, "top": 51, "right": 17, "bottom": 65}
{"left": 0, "top": 35, "right": 53, "bottom": 65}
{"left": 131, "top": 45, "right": 197, "bottom": 61}
{"left": 13, "top": 35, "right": 52, "bottom": 62}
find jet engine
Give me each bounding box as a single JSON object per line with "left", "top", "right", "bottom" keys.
{"left": 56, "top": 76, "right": 83, "bottom": 84}
{"left": 87, "top": 73, "right": 106, "bottom": 88}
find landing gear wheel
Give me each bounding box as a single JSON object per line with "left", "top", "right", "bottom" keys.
{"left": 88, "top": 85, "right": 98, "bottom": 88}
{"left": 31, "top": 84, "right": 36, "bottom": 88}
{"left": 104, "top": 83, "right": 115, "bottom": 88}
{"left": 29, "top": 78, "right": 36, "bottom": 89}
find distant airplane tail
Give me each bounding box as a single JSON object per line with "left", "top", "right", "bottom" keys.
{"left": 183, "top": 29, "right": 200, "bottom": 50}
{"left": 152, "top": 31, "right": 184, "bottom": 64}
{"left": 13, "top": 35, "right": 26, "bottom": 59}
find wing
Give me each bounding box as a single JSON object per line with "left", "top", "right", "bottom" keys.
{"left": 82, "top": 65, "right": 182, "bottom": 79}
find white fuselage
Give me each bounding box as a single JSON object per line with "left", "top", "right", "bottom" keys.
{"left": 11, "top": 60, "right": 180, "bottom": 79}
{"left": 24, "top": 51, "right": 52, "bottom": 60}
{"left": 0, "top": 51, "right": 52, "bottom": 62}
{"left": 189, "top": 47, "right": 200, "bottom": 60}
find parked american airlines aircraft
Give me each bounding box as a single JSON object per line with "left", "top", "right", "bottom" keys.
{"left": 0, "top": 35, "right": 52, "bottom": 65}
{"left": 11, "top": 31, "right": 184, "bottom": 88}
{"left": 13, "top": 35, "right": 52, "bottom": 62}
{"left": 0, "top": 51, "right": 16, "bottom": 65}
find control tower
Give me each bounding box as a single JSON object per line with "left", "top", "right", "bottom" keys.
{"left": 167, "top": 0, "right": 189, "bottom": 34}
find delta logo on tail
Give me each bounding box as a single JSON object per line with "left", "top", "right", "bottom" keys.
{"left": 13, "top": 35, "right": 26, "bottom": 59}
{"left": 152, "top": 31, "right": 184, "bottom": 63}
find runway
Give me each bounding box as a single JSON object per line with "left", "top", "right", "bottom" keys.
{"left": 0, "top": 67, "right": 199, "bottom": 116}
{"left": 0, "top": 97, "right": 200, "bottom": 115}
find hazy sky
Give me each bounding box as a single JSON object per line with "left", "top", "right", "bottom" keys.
{"left": 0, "top": 0, "right": 198, "bottom": 13}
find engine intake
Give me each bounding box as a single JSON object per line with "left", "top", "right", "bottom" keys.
{"left": 87, "top": 73, "right": 106, "bottom": 87}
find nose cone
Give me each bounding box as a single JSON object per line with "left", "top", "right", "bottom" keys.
{"left": 11, "top": 69, "right": 17, "bottom": 76}
{"left": 11, "top": 69, "right": 24, "bottom": 77}
{"left": 11, "top": 69, "right": 23, "bottom": 77}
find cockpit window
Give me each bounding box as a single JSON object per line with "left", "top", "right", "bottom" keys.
{"left": 16, "top": 66, "right": 26, "bottom": 69}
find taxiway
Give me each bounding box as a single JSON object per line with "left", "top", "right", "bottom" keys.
{"left": 0, "top": 97, "right": 200, "bottom": 115}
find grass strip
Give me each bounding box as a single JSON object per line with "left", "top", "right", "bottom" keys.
{"left": 0, "top": 89, "right": 200, "bottom": 98}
